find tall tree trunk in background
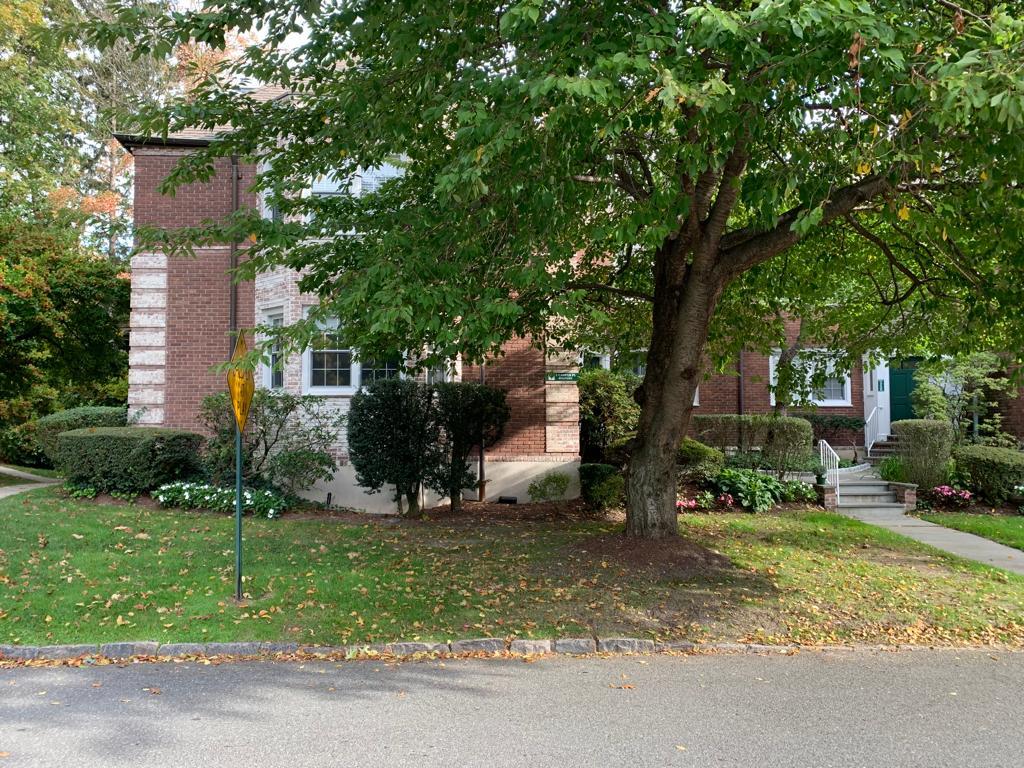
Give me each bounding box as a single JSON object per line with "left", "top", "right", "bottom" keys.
{"left": 773, "top": 316, "right": 806, "bottom": 418}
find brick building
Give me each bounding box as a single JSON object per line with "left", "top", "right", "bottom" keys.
{"left": 117, "top": 122, "right": 581, "bottom": 512}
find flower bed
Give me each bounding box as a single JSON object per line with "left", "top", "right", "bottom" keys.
{"left": 154, "top": 481, "right": 286, "bottom": 519}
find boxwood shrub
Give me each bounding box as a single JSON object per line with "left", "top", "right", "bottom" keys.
{"left": 952, "top": 444, "right": 1024, "bottom": 503}
{"left": 892, "top": 419, "right": 954, "bottom": 488}
{"left": 34, "top": 406, "right": 127, "bottom": 463}
{"left": 578, "top": 463, "right": 624, "bottom": 510}
{"left": 676, "top": 438, "right": 725, "bottom": 482}
{"left": 54, "top": 426, "right": 204, "bottom": 494}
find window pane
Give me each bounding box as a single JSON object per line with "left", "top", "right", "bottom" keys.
{"left": 310, "top": 340, "right": 352, "bottom": 388}
{"left": 266, "top": 314, "right": 284, "bottom": 389}
{"left": 362, "top": 356, "right": 402, "bottom": 384}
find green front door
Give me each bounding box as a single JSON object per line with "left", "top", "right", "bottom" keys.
{"left": 889, "top": 363, "right": 917, "bottom": 422}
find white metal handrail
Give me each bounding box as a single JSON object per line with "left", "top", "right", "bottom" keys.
{"left": 819, "top": 439, "right": 841, "bottom": 504}
{"left": 864, "top": 406, "right": 879, "bottom": 454}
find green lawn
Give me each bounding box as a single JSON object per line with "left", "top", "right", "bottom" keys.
{"left": 921, "top": 512, "right": 1024, "bottom": 553}
{"left": 0, "top": 474, "right": 40, "bottom": 488}
{"left": 2, "top": 487, "right": 1023, "bottom": 648}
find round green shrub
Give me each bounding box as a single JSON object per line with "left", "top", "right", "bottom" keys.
{"left": 34, "top": 406, "right": 127, "bottom": 463}
{"left": 952, "top": 444, "right": 1024, "bottom": 503}
{"left": 892, "top": 419, "right": 954, "bottom": 488}
{"left": 578, "top": 463, "right": 624, "bottom": 510}
{"left": 676, "top": 438, "right": 725, "bottom": 482}
{"left": 54, "top": 426, "right": 204, "bottom": 494}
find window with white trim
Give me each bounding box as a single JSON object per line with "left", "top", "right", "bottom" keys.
{"left": 262, "top": 309, "right": 285, "bottom": 389}
{"left": 768, "top": 350, "right": 852, "bottom": 407}
{"left": 360, "top": 356, "right": 402, "bottom": 384}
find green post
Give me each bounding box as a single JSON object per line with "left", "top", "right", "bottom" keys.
{"left": 234, "top": 423, "right": 243, "bottom": 601}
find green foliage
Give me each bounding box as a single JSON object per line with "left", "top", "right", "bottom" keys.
{"left": 603, "top": 435, "right": 635, "bottom": 468}
{"left": 692, "top": 414, "right": 813, "bottom": 478}
{"left": 577, "top": 369, "right": 640, "bottom": 463}
{"left": 34, "top": 405, "right": 127, "bottom": 463}
{"left": 911, "top": 354, "right": 1015, "bottom": 445}
{"left": 711, "top": 469, "right": 785, "bottom": 514}
{"left": 878, "top": 456, "right": 908, "bottom": 483}
{"left": 528, "top": 471, "right": 571, "bottom": 503}
{"left": 0, "top": 421, "right": 48, "bottom": 467}
{"left": 792, "top": 413, "right": 865, "bottom": 442}
{"left": 780, "top": 480, "right": 818, "bottom": 504}
{"left": 892, "top": 419, "right": 955, "bottom": 488}
{"left": 727, "top": 451, "right": 821, "bottom": 474}
{"left": 0, "top": 219, "right": 129, "bottom": 420}
{"left": 952, "top": 445, "right": 1024, "bottom": 504}
{"left": 347, "top": 379, "right": 440, "bottom": 517}
{"left": 763, "top": 417, "right": 814, "bottom": 479}
{"left": 199, "top": 391, "right": 341, "bottom": 496}
{"left": 427, "top": 382, "right": 510, "bottom": 512}
{"left": 63, "top": 481, "right": 98, "bottom": 499}
{"left": 53, "top": 426, "right": 204, "bottom": 493}
{"left": 676, "top": 438, "right": 725, "bottom": 483}
{"left": 578, "top": 463, "right": 624, "bottom": 511}
{"left": 154, "top": 481, "right": 286, "bottom": 519}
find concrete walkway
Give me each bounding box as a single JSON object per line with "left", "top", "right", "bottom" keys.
{"left": 839, "top": 505, "right": 1024, "bottom": 575}
{"left": 0, "top": 465, "right": 56, "bottom": 501}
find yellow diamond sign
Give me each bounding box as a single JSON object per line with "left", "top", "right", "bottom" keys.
{"left": 227, "top": 333, "right": 255, "bottom": 431}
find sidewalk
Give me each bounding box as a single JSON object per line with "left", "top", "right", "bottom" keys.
{"left": 0, "top": 465, "right": 56, "bottom": 501}
{"left": 839, "top": 506, "right": 1024, "bottom": 575}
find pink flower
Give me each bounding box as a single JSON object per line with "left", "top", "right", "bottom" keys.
{"left": 676, "top": 498, "right": 698, "bottom": 511}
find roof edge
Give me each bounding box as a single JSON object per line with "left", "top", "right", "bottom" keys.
{"left": 113, "top": 133, "right": 212, "bottom": 150}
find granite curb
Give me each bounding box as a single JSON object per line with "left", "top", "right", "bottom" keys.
{"left": 0, "top": 638, "right": 1009, "bottom": 663}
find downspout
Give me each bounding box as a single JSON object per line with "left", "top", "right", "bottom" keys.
{"left": 737, "top": 349, "right": 746, "bottom": 450}
{"left": 228, "top": 154, "right": 241, "bottom": 356}
{"left": 478, "top": 362, "right": 487, "bottom": 501}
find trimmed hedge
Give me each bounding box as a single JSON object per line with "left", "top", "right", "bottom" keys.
{"left": 578, "top": 463, "right": 624, "bottom": 510}
{"left": 54, "top": 427, "right": 204, "bottom": 494}
{"left": 892, "top": 419, "right": 954, "bottom": 488}
{"left": 34, "top": 406, "right": 127, "bottom": 462}
{"left": 691, "top": 414, "right": 812, "bottom": 452}
{"left": 952, "top": 445, "right": 1024, "bottom": 503}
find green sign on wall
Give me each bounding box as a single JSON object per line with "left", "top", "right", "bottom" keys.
{"left": 545, "top": 371, "right": 579, "bottom": 382}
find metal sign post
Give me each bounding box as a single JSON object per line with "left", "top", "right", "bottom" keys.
{"left": 226, "top": 333, "right": 255, "bottom": 602}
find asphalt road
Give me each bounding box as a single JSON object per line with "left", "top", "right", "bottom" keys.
{"left": 2, "top": 650, "right": 1022, "bottom": 767}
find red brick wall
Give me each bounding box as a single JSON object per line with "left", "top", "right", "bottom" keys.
{"left": 463, "top": 337, "right": 548, "bottom": 458}
{"left": 134, "top": 148, "right": 256, "bottom": 432}
{"left": 134, "top": 149, "right": 258, "bottom": 229}
{"left": 164, "top": 248, "right": 254, "bottom": 431}
{"left": 695, "top": 319, "right": 865, "bottom": 422}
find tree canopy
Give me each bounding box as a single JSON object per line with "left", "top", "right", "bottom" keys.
{"left": 84, "top": 0, "right": 1024, "bottom": 536}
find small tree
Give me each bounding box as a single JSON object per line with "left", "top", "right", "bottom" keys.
{"left": 911, "top": 354, "right": 1016, "bottom": 446}
{"left": 347, "top": 379, "right": 440, "bottom": 517}
{"left": 199, "top": 390, "right": 341, "bottom": 496}
{"left": 428, "top": 382, "right": 510, "bottom": 512}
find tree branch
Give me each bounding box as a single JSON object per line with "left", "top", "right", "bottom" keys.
{"left": 566, "top": 281, "right": 654, "bottom": 302}
{"left": 716, "top": 173, "right": 895, "bottom": 279}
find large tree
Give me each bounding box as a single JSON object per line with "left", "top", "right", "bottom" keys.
{"left": 86, "top": 0, "right": 1024, "bottom": 537}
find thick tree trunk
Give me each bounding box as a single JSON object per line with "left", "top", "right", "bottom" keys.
{"left": 625, "top": 261, "right": 722, "bottom": 538}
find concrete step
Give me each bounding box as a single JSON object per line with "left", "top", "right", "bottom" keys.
{"left": 840, "top": 482, "right": 892, "bottom": 493}
{"left": 837, "top": 502, "right": 908, "bottom": 511}
{"left": 841, "top": 492, "right": 898, "bottom": 505}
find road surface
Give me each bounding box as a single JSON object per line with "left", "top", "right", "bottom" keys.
{"left": 1, "top": 649, "right": 1021, "bottom": 767}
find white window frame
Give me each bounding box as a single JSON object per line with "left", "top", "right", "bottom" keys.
{"left": 301, "top": 312, "right": 408, "bottom": 395}
{"left": 302, "top": 316, "right": 359, "bottom": 396}
{"left": 768, "top": 350, "right": 853, "bottom": 408}
{"left": 260, "top": 308, "right": 286, "bottom": 390}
